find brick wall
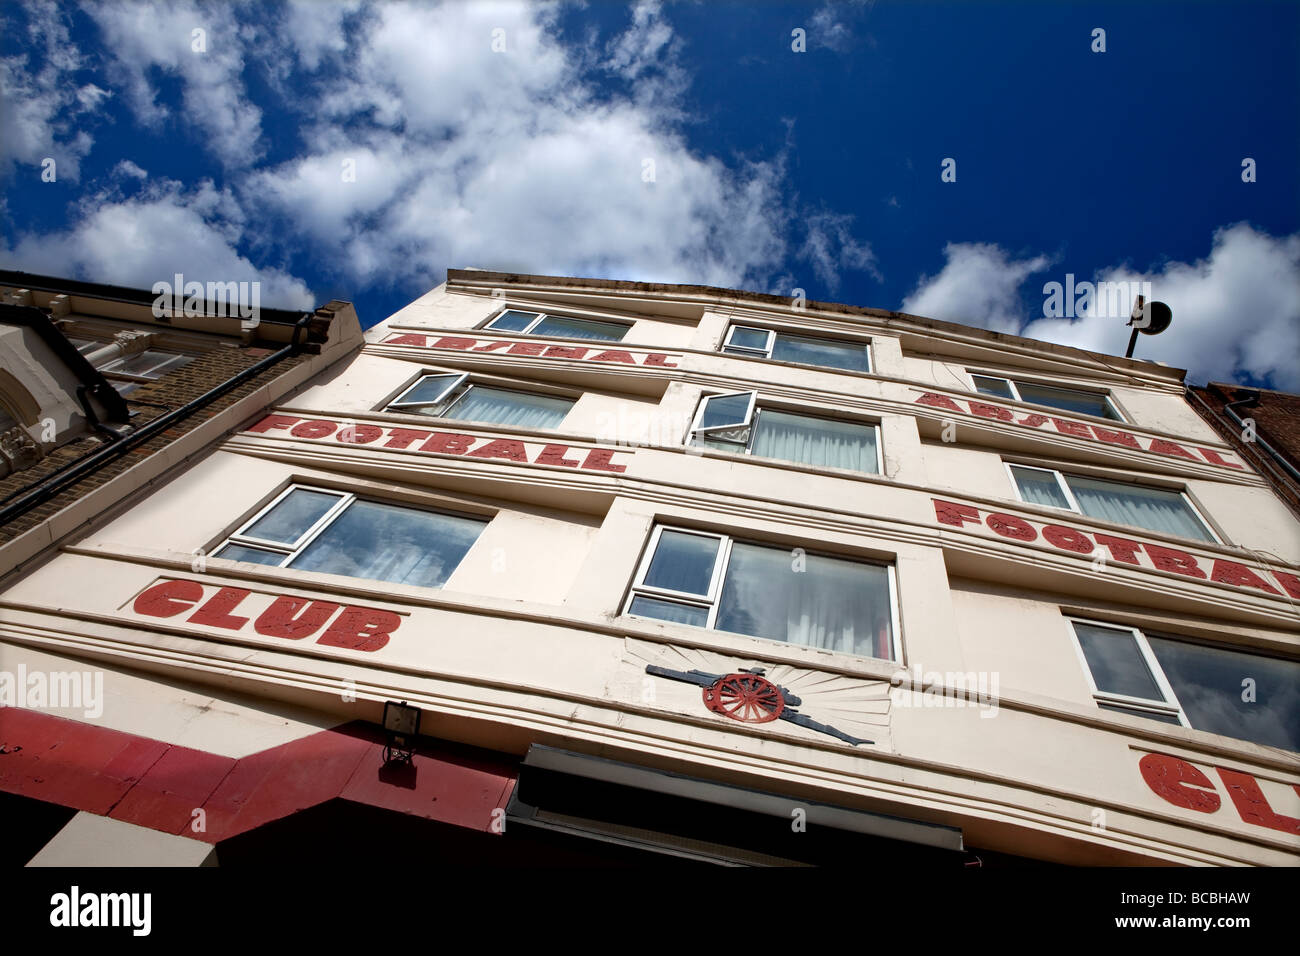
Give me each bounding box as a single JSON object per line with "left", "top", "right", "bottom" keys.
{"left": 1189, "top": 383, "right": 1300, "bottom": 521}
{"left": 0, "top": 343, "right": 309, "bottom": 545}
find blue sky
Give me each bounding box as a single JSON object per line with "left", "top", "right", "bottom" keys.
{"left": 2, "top": 0, "right": 1297, "bottom": 388}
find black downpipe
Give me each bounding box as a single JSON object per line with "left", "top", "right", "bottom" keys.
{"left": 0, "top": 312, "right": 314, "bottom": 529}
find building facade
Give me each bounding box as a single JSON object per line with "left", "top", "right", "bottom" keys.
{"left": 1, "top": 270, "right": 1297, "bottom": 866}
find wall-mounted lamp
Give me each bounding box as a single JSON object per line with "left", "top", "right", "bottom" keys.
{"left": 382, "top": 700, "right": 421, "bottom": 765}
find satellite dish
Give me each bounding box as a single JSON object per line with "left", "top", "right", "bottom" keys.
{"left": 1126, "top": 296, "right": 1172, "bottom": 357}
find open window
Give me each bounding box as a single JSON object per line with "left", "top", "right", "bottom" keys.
{"left": 386, "top": 372, "right": 575, "bottom": 429}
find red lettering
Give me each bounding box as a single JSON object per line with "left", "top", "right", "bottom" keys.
{"left": 543, "top": 346, "right": 590, "bottom": 360}
{"left": 581, "top": 449, "right": 626, "bottom": 473}
{"left": 968, "top": 401, "right": 1013, "bottom": 422}
{"left": 429, "top": 336, "right": 476, "bottom": 350}
{"left": 1016, "top": 413, "right": 1050, "bottom": 428}
{"left": 254, "top": 597, "right": 340, "bottom": 640}
{"left": 507, "top": 342, "right": 546, "bottom": 356}
{"left": 1197, "top": 447, "right": 1243, "bottom": 469}
{"left": 1139, "top": 754, "right": 1220, "bottom": 813}
{"left": 290, "top": 419, "right": 338, "bottom": 439}
{"left": 1052, "top": 418, "right": 1092, "bottom": 438}
{"left": 644, "top": 353, "right": 679, "bottom": 367}
{"left": 384, "top": 428, "right": 431, "bottom": 450}
{"left": 188, "top": 587, "right": 252, "bottom": 630}
{"left": 421, "top": 432, "right": 475, "bottom": 455}
{"left": 536, "top": 444, "right": 581, "bottom": 468}
{"left": 1091, "top": 427, "right": 1140, "bottom": 449}
{"left": 1272, "top": 570, "right": 1300, "bottom": 600}
{"left": 915, "top": 393, "right": 963, "bottom": 412}
{"left": 1094, "top": 533, "right": 1143, "bottom": 565}
{"left": 986, "top": 512, "right": 1037, "bottom": 541}
{"left": 246, "top": 414, "right": 301, "bottom": 434}
{"left": 933, "top": 500, "right": 980, "bottom": 527}
{"left": 472, "top": 341, "right": 512, "bottom": 352}
{"left": 1148, "top": 439, "right": 1197, "bottom": 460}
{"left": 317, "top": 607, "right": 401, "bottom": 652}
{"left": 468, "top": 439, "right": 529, "bottom": 462}
{"left": 1143, "top": 545, "right": 1207, "bottom": 579}
{"left": 1042, "top": 524, "right": 1093, "bottom": 554}
{"left": 1216, "top": 769, "right": 1300, "bottom": 834}
{"left": 1210, "top": 560, "right": 1280, "bottom": 594}
{"left": 336, "top": 424, "right": 383, "bottom": 444}
{"left": 133, "top": 579, "right": 204, "bottom": 618}
{"left": 588, "top": 350, "right": 636, "bottom": 364}
{"left": 385, "top": 333, "right": 428, "bottom": 346}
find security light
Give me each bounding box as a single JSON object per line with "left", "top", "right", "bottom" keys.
{"left": 382, "top": 700, "right": 421, "bottom": 765}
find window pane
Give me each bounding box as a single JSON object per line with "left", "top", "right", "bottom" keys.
{"left": 771, "top": 334, "right": 869, "bottom": 373}
{"left": 727, "top": 327, "right": 770, "bottom": 351}
{"left": 216, "top": 544, "right": 286, "bottom": 566}
{"left": 103, "top": 350, "right": 190, "bottom": 378}
{"left": 696, "top": 393, "right": 752, "bottom": 431}
{"left": 243, "top": 488, "right": 343, "bottom": 544}
{"left": 1097, "top": 702, "right": 1183, "bottom": 724}
{"left": 445, "top": 386, "right": 573, "bottom": 428}
{"left": 1072, "top": 622, "right": 1165, "bottom": 701}
{"left": 1013, "top": 381, "right": 1115, "bottom": 419}
{"left": 391, "top": 373, "right": 462, "bottom": 407}
{"left": 643, "top": 530, "right": 720, "bottom": 596}
{"left": 532, "top": 315, "right": 627, "bottom": 341}
{"left": 488, "top": 310, "right": 539, "bottom": 332}
{"left": 1146, "top": 637, "right": 1300, "bottom": 752}
{"left": 1065, "top": 476, "right": 1213, "bottom": 541}
{"left": 971, "top": 375, "right": 1015, "bottom": 399}
{"left": 716, "top": 543, "right": 894, "bottom": 659}
{"left": 290, "top": 500, "right": 486, "bottom": 589}
{"left": 628, "top": 596, "right": 709, "bottom": 627}
{"left": 750, "top": 409, "right": 878, "bottom": 473}
{"left": 1010, "top": 465, "right": 1071, "bottom": 509}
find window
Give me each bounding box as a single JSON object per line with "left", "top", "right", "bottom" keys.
{"left": 1008, "top": 463, "right": 1215, "bottom": 542}
{"left": 970, "top": 373, "right": 1120, "bottom": 420}
{"left": 100, "top": 349, "right": 192, "bottom": 379}
{"left": 722, "top": 326, "right": 871, "bottom": 374}
{"left": 625, "top": 526, "right": 898, "bottom": 660}
{"left": 386, "top": 372, "right": 574, "bottom": 429}
{"left": 215, "top": 485, "right": 488, "bottom": 589}
{"left": 687, "top": 391, "right": 880, "bottom": 474}
{"left": 1068, "top": 618, "right": 1300, "bottom": 752}
{"left": 485, "top": 308, "right": 628, "bottom": 342}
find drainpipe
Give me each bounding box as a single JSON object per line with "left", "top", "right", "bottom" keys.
{"left": 1186, "top": 386, "right": 1300, "bottom": 488}
{"left": 0, "top": 312, "right": 314, "bottom": 528}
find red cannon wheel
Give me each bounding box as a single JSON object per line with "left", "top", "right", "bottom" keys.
{"left": 702, "top": 672, "right": 785, "bottom": 723}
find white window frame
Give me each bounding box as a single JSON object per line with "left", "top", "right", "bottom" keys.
{"left": 1065, "top": 617, "right": 1191, "bottom": 727}
{"left": 624, "top": 524, "right": 902, "bottom": 662}
{"left": 217, "top": 484, "right": 355, "bottom": 568}
{"left": 687, "top": 391, "right": 883, "bottom": 474}
{"left": 1004, "top": 461, "right": 1220, "bottom": 544}
{"left": 483, "top": 307, "right": 630, "bottom": 341}
{"left": 722, "top": 325, "right": 873, "bottom": 374}
{"left": 968, "top": 370, "right": 1124, "bottom": 422}
{"left": 384, "top": 372, "right": 575, "bottom": 427}
{"left": 99, "top": 350, "right": 192, "bottom": 380}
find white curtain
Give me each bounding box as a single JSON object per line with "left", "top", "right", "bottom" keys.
{"left": 1066, "top": 476, "right": 1212, "bottom": 541}
{"left": 715, "top": 542, "right": 894, "bottom": 659}
{"left": 447, "top": 386, "right": 573, "bottom": 429}
{"left": 750, "top": 409, "right": 878, "bottom": 473}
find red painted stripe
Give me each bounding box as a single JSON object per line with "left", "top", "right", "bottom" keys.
{"left": 0, "top": 708, "right": 517, "bottom": 843}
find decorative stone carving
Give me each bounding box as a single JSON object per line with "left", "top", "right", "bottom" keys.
{"left": 0, "top": 424, "right": 43, "bottom": 477}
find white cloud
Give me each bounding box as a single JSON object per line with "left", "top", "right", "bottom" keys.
{"left": 114, "top": 159, "right": 148, "bottom": 179}
{"left": 84, "top": 0, "right": 264, "bottom": 168}
{"left": 903, "top": 226, "right": 1300, "bottom": 390}
{"left": 1022, "top": 224, "right": 1300, "bottom": 390}
{"left": 243, "top": 0, "right": 792, "bottom": 291}
{"left": 799, "top": 210, "right": 879, "bottom": 293}
{"left": 902, "top": 242, "right": 1051, "bottom": 335}
{"left": 1, "top": 180, "right": 315, "bottom": 309}
{"left": 0, "top": 0, "right": 104, "bottom": 180}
